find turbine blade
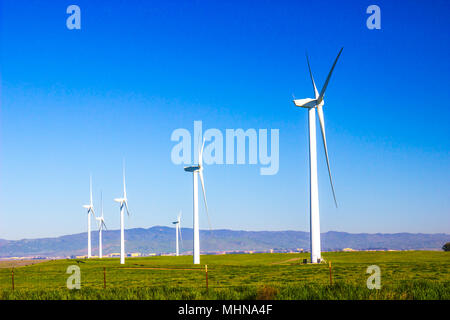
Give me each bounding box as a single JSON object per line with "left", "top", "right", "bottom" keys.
{"left": 194, "top": 133, "right": 201, "bottom": 165}
{"left": 89, "top": 174, "right": 93, "bottom": 206}
{"left": 199, "top": 169, "right": 212, "bottom": 231}
{"left": 199, "top": 138, "right": 205, "bottom": 167}
{"left": 123, "top": 161, "right": 127, "bottom": 199}
{"left": 306, "top": 51, "right": 319, "bottom": 99}
{"left": 124, "top": 201, "right": 130, "bottom": 216}
{"left": 91, "top": 207, "right": 97, "bottom": 219}
{"left": 317, "top": 106, "right": 338, "bottom": 208}
{"left": 100, "top": 191, "right": 103, "bottom": 218}
{"left": 318, "top": 47, "right": 343, "bottom": 103}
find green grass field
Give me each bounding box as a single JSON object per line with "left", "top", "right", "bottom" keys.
{"left": 0, "top": 251, "right": 448, "bottom": 300}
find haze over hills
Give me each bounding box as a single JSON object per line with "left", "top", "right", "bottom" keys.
{"left": 0, "top": 226, "right": 448, "bottom": 258}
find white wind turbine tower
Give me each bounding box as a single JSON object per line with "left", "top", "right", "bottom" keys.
{"left": 114, "top": 163, "right": 130, "bottom": 265}
{"left": 172, "top": 211, "right": 183, "bottom": 256}
{"left": 184, "top": 138, "right": 211, "bottom": 264}
{"left": 82, "top": 175, "right": 96, "bottom": 259}
{"left": 96, "top": 192, "right": 107, "bottom": 259}
{"left": 293, "top": 48, "right": 342, "bottom": 263}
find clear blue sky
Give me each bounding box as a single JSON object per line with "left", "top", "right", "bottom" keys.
{"left": 1, "top": 0, "right": 449, "bottom": 240}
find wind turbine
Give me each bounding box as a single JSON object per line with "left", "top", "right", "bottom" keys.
{"left": 172, "top": 211, "right": 183, "bottom": 256}
{"left": 292, "top": 48, "right": 342, "bottom": 263}
{"left": 82, "top": 175, "right": 96, "bottom": 259}
{"left": 96, "top": 192, "right": 107, "bottom": 259}
{"left": 114, "top": 163, "right": 130, "bottom": 265}
{"left": 184, "top": 138, "right": 211, "bottom": 264}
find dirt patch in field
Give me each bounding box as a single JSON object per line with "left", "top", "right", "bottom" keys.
{"left": 270, "top": 258, "right": 302, "bottom": 265}
{"left": 120, "top": 267, "right": 204, "bottom": 271}
{"left": 0, "top": 260, "right": 49, "bottom": 269}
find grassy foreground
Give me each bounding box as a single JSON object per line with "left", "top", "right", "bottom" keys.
{"left": 0, "top": 251, "right": 448, "bottom": 300}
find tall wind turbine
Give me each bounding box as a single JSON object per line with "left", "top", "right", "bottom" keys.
{"left": 82, "top": 175, "right": 96, "bottom": 258}
{"left": 172, "top": 211, "right": 183, "bottom": 256}
{"left": 114, "top": 163, "right": 130, "bottom": 265}
{"left": 293, "top": 48, "right": 342, "bottom": 263}
{"left": 96, "top": 192, "right": 107, "bottom": 259}
{"left": 184, "top": 139, "right": 210, "bottom": 264}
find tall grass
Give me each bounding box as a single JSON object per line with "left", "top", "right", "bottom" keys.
{"left": 1, "top": 281, "right": 448, "bottom": 300}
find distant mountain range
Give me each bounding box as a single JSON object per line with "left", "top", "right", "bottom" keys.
{"left": 0, "top": 226, "right": 448, "bottom": 258}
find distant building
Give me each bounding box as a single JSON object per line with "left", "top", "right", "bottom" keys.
{"left": 108, "top": 253, "right": 121, "bottom": 257}
{"left": 342, "top": 248, "right": 355, "bottom": 252}
{"left": 128, "top": 253, "right": 141, "bottom": 257}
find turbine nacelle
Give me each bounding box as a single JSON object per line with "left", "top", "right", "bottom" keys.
{"left": 293, "top": 98, "right": 324, "bottom": 108}
{"left": 96, "top": 217, "right": 107, "bottom": 230}
{"left": 173, "top": 211, "right": 181, "bottom": 226}
{"left": 184, "top": 165, "right": 200, "bottom": 172}
{"left": 114, "top": 197, "right": 125, "bottom": 203}
{"left": 83, "top": 204, "right": 95, "bottom": 217}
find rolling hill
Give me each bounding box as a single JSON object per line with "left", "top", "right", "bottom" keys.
{"left": 0, "top": 226, "right": 448, "bottom": 258}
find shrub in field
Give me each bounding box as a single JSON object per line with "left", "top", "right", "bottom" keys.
{"left": 256, "top": 285, "right": 278, "bottom": 300}
{"left": 443, "top": 242, "right": 450, "bottom": 252}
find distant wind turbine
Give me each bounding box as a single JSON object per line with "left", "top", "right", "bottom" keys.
{"left": 82, "top": 175, "right": 96, "bottom": 259}
{"left": 184, "top": 138, "right": 211, "bottom": 264}
{"left": 114, "top": 163, "right": 130, "bottom": 264}
{"left": 172, "top": 211, "right": 183, "bottom": 256}
{"left": 292, "top": 47, "right": 343, "bottom": 263}
{"left": 96, "top": 192, "right": 107, "bottom": 259}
